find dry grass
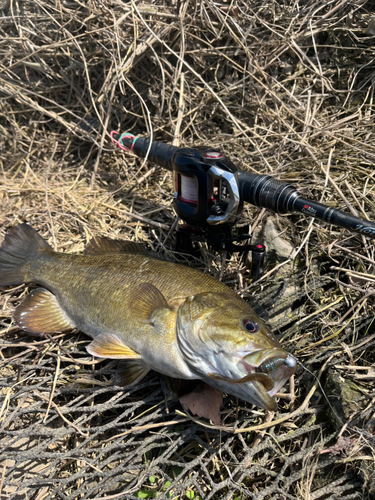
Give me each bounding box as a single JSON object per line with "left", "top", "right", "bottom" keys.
{"left": 1, "top": 1, "right": 375, "bottom": 499}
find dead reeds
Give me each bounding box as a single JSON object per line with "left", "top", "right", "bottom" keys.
{"left": 1, "top": 1, "right": 375, "bottom": 498}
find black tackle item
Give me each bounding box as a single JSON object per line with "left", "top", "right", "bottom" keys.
{"left": 111, "top": 133, "right": 375, "bottom": 279}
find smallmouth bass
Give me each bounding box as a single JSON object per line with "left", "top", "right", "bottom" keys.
{"left": 0, "top": 224, "right": 296, "bottom": 410}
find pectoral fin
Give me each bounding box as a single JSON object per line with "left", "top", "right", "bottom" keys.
{"left": 130, "top": 283, "right": 171, "bottom": 324}
{"left": 13, "top": 288, "right": 75, "bottom": 335}
{"left": 114, "top": 359, "right": 150, "bottom": 387}
{"left": 87, "top": 333, "right": 141, "bottom": 359}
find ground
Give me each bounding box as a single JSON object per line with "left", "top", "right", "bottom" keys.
{"left": 0, "top": 1, "right": 375, "bottom": 499}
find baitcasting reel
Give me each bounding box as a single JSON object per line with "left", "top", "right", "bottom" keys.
{"left": 111, "top": 131, "right": 375, "bottom": 280}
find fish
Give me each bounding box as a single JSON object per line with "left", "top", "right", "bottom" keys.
{"left": 0, "top": 223, "right": 296, "bottom": 411}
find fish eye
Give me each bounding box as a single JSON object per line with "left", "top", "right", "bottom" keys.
{"left": 242, "top": 319, "right": 258, "bottom": 333}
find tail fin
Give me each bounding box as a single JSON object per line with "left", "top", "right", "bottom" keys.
{"left": 0, "top": 224, "right": 51, "bottom": 286}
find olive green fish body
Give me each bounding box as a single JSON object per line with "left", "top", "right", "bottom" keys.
{"left": 0, "top": 224, "right": 297, "bottom": 410}
{"left": 25, "top": 250, "right": 251, "bottom": 379}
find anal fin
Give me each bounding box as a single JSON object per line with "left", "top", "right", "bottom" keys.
{"left": 13, "top": 288, "right": 75, "bottom": 335}
{"left": 114, "top": 359, "right": 149, "bottom": 387}
{"left": 86, "top": 333, "right": 141, "bottom": 359}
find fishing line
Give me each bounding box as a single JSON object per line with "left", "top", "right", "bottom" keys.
{"left": 294, "top": 356, "right": 344, "bottom": 426}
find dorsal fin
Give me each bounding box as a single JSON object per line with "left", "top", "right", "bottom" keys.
{"left": 84, "top": 237, "right": 149, "bottom": 256}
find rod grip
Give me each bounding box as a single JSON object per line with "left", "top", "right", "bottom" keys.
{"left": 238, "top": 171, "right": 375, "bottom": 239}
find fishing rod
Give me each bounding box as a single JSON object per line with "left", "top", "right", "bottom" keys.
{"left": 111, "top": 131, "right": 375, "bottom": 278}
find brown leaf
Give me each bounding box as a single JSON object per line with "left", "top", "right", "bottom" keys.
{"left": 329, "top": 436, "right": 352, "bottom": 455}
{"left": 179, "top": 382, "right": 223, "bottom": 426}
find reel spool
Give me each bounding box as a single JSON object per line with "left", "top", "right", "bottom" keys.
{"left": 170, "top": 147, "right": 265, "bottom": 280}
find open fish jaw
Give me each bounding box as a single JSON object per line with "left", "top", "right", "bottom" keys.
{"left": 207, "top": 348, "right": 297, "bottom": 410}
{"left": 241, "top": 348, "right": 297, "bottom": 399}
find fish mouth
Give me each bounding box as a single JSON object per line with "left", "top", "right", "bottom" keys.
{"left": 242, "top": 348, "right": 297, "bottom": 396}
{"left": 207, "top": 348, "right": 297, "bottom": 411}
